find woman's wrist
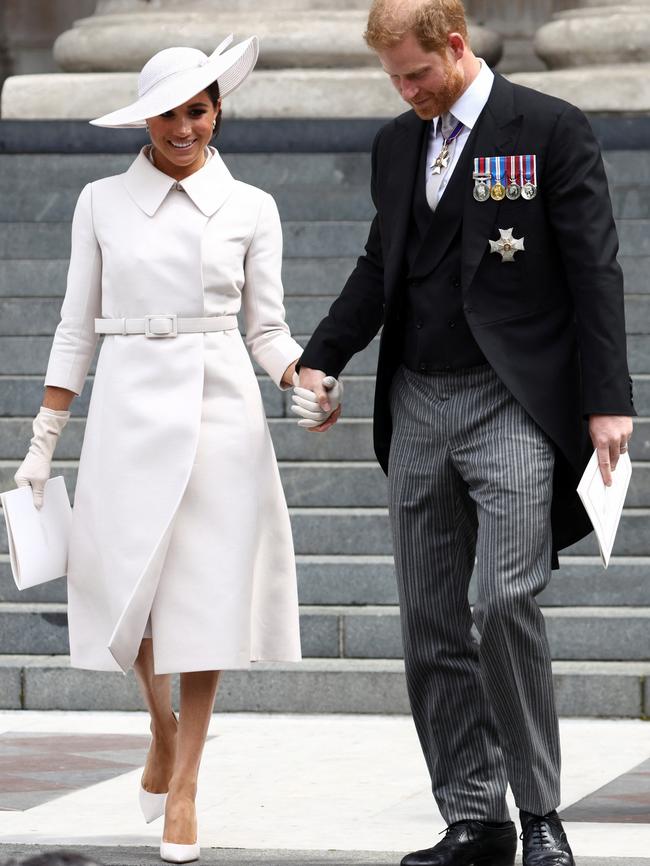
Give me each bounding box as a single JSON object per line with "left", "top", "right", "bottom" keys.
{"left": 42, "top": 385, "right": 76, "bottom": 412}
{"left": 281, "top": 359, "right": 300, "bottom": 388}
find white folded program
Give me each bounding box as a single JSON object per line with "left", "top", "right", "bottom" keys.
{"left": 291, "top": 375, "right": 343, "bottom": 428}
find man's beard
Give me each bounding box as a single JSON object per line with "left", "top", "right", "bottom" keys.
{"left": 410, "top": 58, "right": 465, "bottom": 119}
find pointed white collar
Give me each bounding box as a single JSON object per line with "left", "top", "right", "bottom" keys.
{"left": 123, "top": 145, "right": 235, "bottom": 217}
{"left": 433, "top": 58, "right": 494, "bottom": 136}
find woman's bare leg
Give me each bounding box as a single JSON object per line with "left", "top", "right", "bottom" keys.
{"left": 133, "top": 637, "right": 178, "bottom": 793}
{"left": 163, "top": 669, "right": 221, "bottom": 844}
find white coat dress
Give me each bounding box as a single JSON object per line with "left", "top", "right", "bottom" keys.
{"left": 44, "top": 145, "right": 303, "bottom": 675}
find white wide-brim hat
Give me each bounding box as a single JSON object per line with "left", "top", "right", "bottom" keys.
{"left": 90, "top": 34, "right": 258, "bottom": 129}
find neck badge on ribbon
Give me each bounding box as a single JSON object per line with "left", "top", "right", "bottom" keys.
{"left": 431, "top": 120, "right": 465, "bottom": 175}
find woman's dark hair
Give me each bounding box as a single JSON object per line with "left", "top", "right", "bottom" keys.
{"left": 205, "top": 80, "right": 222, "bottom": 139}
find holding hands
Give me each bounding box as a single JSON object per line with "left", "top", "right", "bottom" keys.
{"left": 291, "top": 368, "right": 343, "bottom": 432}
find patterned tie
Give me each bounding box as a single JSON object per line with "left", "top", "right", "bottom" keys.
{"left": 426, "top": 112, "right": 459, "bottom": 211}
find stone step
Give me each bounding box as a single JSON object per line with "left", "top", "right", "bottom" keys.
{"left": 0, "top": 602, "right": 647, "bottom": 661}
{"left": 2, "top": 373, "right": 650, "bottom": 420}
{"left": 0, "top": 186, "right": 373, "bottom": 224}
{"left": 0, "top": 334, "right": 380, "bottom": 377}
{"left": 0, "top": 149, "right": 645, "bottom": 190}
{"left": 2, "top": 415, "right": 387, "bottom": 462}
{"left": 2, "top": 256, "right": 649, "bottom": 297}
{"left": 0, "top": 153, "right": 372, "bottom": 190}
{"left": 2, "top": 295, "right": 650, "bottom": 345}
{"left": 0, "top": 296, "right": 342, "bottom": 339}
{"left": 3, "top": 416, "right": 650, "bottom": 464}
{"left": 0, "top": 257, "right": 360, "bottom": 298}
{"left": 0, "top": 505, "right": 648, "bottom": 558}
{"left": 0, "top": 655, "right": 647, "bottom": 716}
{"left": 2, "top": 456, "right": 650, "bottom": 508}
{"left": 269, "top": 416, "right": 650, "bottom": 462}
{"left": 3, "top": 183, "right": 649, "bottom": 223}
{"left": 0, "top": 374, "right": 285, "bottom": 418}
{"left": 0, "top": 221, "right": 369, "bottom": 260}
{"left": 2, "top": 554, "right": 649, "bottom": 607}
{"left": 2, "top": 220, "right": 650, "bottom": 261}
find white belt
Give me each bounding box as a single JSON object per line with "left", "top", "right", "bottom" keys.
{"left": 94, "top": 314, "right": 238, "bottom": 339}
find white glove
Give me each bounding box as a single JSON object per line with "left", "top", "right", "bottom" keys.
{"left": 291, "top": 374, "right": 344, "bottom": 429}
{"left": 14, "top": 406, "right": 70, "bottom": 509}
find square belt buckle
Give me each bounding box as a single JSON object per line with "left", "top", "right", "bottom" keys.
{"left": 144, "top": 314, "right": 178, "bottom": 338}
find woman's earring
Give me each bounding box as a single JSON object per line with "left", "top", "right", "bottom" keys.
{"left": 213, "top": 119, "right": 216, "bottom": 129}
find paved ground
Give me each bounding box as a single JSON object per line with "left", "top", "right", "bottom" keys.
{"left": 0, "top": 711, "right": 647, "bottom": 865}
{"left": 1, "top": 847, "right": 649, "bottom": 865}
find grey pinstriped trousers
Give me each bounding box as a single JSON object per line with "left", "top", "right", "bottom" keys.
{"left": 388, "top": 363, "right": 560, "bottom": 824}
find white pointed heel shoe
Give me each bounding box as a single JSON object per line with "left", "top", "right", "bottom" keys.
{"left": 139, "top": 784, "right": 167, "bottom": 823}
{"left": 159, "top": 840, "right": 200, "bottom": 863}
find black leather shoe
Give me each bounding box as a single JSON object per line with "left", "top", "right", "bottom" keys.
{"left": 520, "top": 810, "right": 575, "bottom": 866}
{"left": 401, "top": 820, "right": 517, "bottom": 866}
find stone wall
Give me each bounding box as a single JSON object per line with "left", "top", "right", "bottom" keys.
{"left": 465, "top": 0, "right": 577, "bottom": 71}
{"left": 0, "top": 0, "right": 592, "bottom": 83}
{"left": 0, "top": 0, "right": 95, "bottom": 88}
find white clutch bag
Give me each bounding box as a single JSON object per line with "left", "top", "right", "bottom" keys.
{"left": 0, "top": 476, "right": 72, "bottom": 590}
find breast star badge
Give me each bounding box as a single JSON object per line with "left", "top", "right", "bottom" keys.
{"left": 489, "top": 228, "right": 525, "bottom": 263}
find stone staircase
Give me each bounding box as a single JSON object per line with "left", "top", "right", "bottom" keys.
{"left": 0, "top": 144, "right": 649, "bottom": 716}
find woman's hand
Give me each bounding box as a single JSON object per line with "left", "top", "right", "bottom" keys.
{"left": 15, "top": 406, "right": 71, "bottom": 508}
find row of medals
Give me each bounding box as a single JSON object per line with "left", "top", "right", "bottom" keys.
{"left": 473, "top": 173, "right": 537, "bottom": 203}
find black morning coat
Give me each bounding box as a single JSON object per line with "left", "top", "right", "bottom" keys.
{"left": 299, "top": 72, "right": 636, "bottom": 563}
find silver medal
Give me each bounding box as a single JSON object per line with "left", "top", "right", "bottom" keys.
{"left": 506, "top": 180, "right": 521, "bottom": 200}
{"left": 473, "top": 172, "right": 491, "bottom": 203}
{"left": 521, "top": 181, "right": 537, "bottom": 201}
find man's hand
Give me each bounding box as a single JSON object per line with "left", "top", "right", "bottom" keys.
{"left": 589, "top": 414, "right": 633, "bottom": 486}
{"left": 298, "top": 368, "right": 331, "bottom": 412}
{"left": 293, "top": 367, "right": 343, "bottom": 432}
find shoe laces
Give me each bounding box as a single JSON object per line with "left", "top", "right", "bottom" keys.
{"left": 520, "top": 818, "right": 554, "bottom": 849}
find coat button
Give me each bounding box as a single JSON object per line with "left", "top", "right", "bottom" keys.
{"left": 452, "top": 278, "right": 461, "bottom": 288}
{"left": 448, "top": 321, "right": 456, "bottom": 328}
{"left": 416, "top": 321, "right": 423, "bottom": 329}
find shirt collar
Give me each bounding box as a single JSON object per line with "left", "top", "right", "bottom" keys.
{"left": 123, "top": 145, "right": 235, "bottom": 217}
{"left": 434, "top": 58, "right": 494, "bottom": 136}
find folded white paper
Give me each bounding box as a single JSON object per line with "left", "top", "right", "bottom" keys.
{"left": 577, "top": 449, "right": 632, "bottom": 569}
{"left": 0, "top": 476, "right": 72, "bottom": 590}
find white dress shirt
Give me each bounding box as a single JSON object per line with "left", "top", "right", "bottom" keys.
{"left": 426, "top": 59, "right": 495, "bottom": 205}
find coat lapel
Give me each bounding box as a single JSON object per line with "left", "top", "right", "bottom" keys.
{"left": 461, "top": 74, "right": 523, "bottom": 291}
{"left": 383, "top": 112, "right": 429, "bottom": 305}
{"left": 123, "top": 148, "right": 175, "bottom": 217}
{"left": 123, "top": 146, "right": 235, "bottom": 218}
{"left": 182, "top": 150, "right": 235, "bottom": 216}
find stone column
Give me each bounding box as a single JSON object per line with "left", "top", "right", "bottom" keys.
{"left": 509, "top": 0, "right": 650, "bottom": 112}
{"left": 1, "top": 0, "right": 504, "bottom": 120}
